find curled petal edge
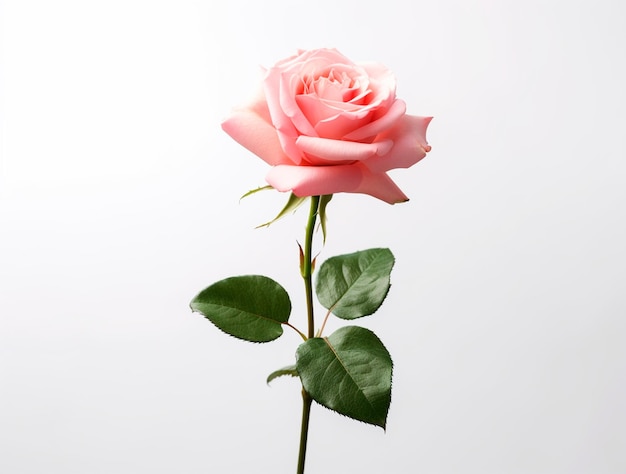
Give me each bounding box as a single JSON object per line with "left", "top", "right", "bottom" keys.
{"left": 296, "top": 136, "right": 393, "bottom": 164}
{"left": 266, "top": 163, "right": 409, "bottom": 204}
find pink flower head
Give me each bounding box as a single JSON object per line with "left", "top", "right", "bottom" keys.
{"left": 222, "top": 48, "right": 432, "bottom": 204}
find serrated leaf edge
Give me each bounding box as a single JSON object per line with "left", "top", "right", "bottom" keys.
{"left": 320, "top": 248, "right": 395, "bottom": 319}
{"left": 297, "top": 326, "right": 393, "bottom": 429}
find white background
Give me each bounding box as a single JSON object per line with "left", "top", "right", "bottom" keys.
{"left": 1, "top": 1, "right": 625, "bottom": 473}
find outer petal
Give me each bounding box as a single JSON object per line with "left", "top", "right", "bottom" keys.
{"left": 295, "top": 136, "right": 393, "bottom": 164}
{"left": 343, "top": 99, "right": 406, "bottom": 141}
{"left": 362, "top": 115, "right": 432, "bottom": 173}
{"left": 358, "top": 61, "right": 397, "bottom": 96}
{"left": 274, "top": 48, "right": 354, "bottom": 69}
{"left": 266, "top": 163, "right": 408, "bottom": 204}
{"left": 356, "top": 61, "right": 397, "bottom": 112}
{"left": 263, "top": 68, "right": 305, "bottom": 164}
{"left": 221, "top": 89, "right": 293, "bottom": 166}
{"left": 266, "top": 164, "right": 362, "bottom": 197}
{"left": 352, "top": 164, "right": 409, "bottom": 203}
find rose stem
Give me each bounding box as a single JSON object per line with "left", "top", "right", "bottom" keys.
{"left": 297, "top": 195, "right": 320, "bottom": 474}
{"left": 297, "top": 389, "right": 313, "bottom": 474}
{"left": 303, "top": 195, "right": 320, "bottom": 339}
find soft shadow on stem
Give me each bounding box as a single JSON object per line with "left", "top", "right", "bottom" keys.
{"left": 297, "top": 195, "right": 321, "bottom": 474}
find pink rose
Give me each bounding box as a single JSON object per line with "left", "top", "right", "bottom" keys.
{"left": 222, "top": 48, "right": 432, "bottom": 204}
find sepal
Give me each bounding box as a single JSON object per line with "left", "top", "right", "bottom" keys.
{"left": 240, "top": 185, "right": 273, "bottom": 201}
{"left": 318, "top": 194, "right": 333, "bottom": 243}
{"left": 257, "top": 193, "right": 308, "bottom": 228}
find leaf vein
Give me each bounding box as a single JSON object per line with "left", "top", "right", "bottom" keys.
{"left": 323, "top": 337, "right": 376, "bottom": 411}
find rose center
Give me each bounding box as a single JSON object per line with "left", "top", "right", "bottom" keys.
{"left": 300, "top": 66, "right": 370, "bottom": 105}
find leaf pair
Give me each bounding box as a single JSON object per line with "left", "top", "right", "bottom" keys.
{"left": 189, "top": 248, "right": 396, "bottom": 428}
{"left": 189, "top": 248, "right": 394, "bottom": 342}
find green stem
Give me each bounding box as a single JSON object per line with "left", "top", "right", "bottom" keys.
{"left": 316, "top": 309, "right": 332, "bottom": 338}
{"left": 297, "top": 389, "right": 313, "bottom": 474}
{"left": 284, "top": 321, "right": 308, "bottom": 342}
{"left": 297, "top": 195, "right": 320, "bottom": 474}
{"left": 303, "top": 196, "right": 320, "bottom": 339}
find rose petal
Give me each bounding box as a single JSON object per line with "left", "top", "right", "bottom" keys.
{"left": 353, "top": 165, "right": 409, "bottom": 203}
{"left": 295, "top": 94, "right": 363, "bottom": 135}
{"left": 263, "top": 68, "right": 305, "bottom": 164}
{"left": 296, "top": 136, "right": 393, "bottom": 164}
{"left": 266, "top": 162, "right": 408, "bottom": 204}
{"left": 362, "top": 115, "right": 432, "bottom": 173}
{"left": 343, "top": 99, "right": 407, "bottom": 141}
{"left": 280, "top": 72, "right": 317, "bottom": 136}
{"left": 221, "top": 89, "right": 292, "bottom": 166}
{"left": 288, "top": 48, "right": 357, "bottom": 72}
{"left": 357, "top": 61, "right": 397, "bottom": 110}
{"left": 266, "top": 164, "right": 362, "bottom": 197}
{"left": 314, "top": 110, "right": 371, "bottom": 140}
{"left": 359, "top": 61, "right": 397, "bottom": 95}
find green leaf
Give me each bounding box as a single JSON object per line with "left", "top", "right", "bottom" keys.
{"left": 190, "top": 275, "right": 291, "bottom": 342}
{"left": 318, "top": 194, "right": 333, "bottom": 243}
{"left": 315, "top": 248, "right": 394, "bottom": 320}
{"left": 256, "top": 193, "right": 308, "bottom": 228}
{"left": 296, "top": 326, "right": 392, "bottom": 428}
{"left": 266, "top": 364, "right": 298, "bottom": 384}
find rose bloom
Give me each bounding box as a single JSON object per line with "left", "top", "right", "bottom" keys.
{"left": 222, "top": 48, "right": 432, "bottom": 204}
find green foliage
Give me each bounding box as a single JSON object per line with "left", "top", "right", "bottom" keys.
{"left": 296, "top": 326, "right": 393, "bottom": 428}
{"left": 267, "top": 364, "right": 298, "bottom": 384}
{"left": 190, "top": 275, "right": 291, "bottom": 342}
{"left": 315, "top": 248, "right": 394, "bottom": 319}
